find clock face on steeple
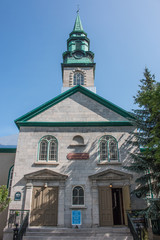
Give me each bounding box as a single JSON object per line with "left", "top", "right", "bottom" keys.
{"left": 73, "top": 51, "right": 84, "bottom": 59}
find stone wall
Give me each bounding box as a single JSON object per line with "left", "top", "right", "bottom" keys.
{"left": 8, "top": 125, "right": 145, "bottom": 228}
{"left": 0, "top": 152, "right": 15, "bottom": 240}
{"left": 28, "top": 92, "right": 128, "bottom": 122}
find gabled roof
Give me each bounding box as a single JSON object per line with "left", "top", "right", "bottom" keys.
{"left": 24, "top": 169, "right": 68, "bottom": 181}
{"left": 89, "top": 169, "right": 132, "bottom": 180}
{"left": 15, "top": 85, "right": 135, "bottom": 129}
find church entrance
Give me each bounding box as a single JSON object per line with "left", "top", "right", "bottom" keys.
{"left": 30, "top": 187, "right": 58, "bottom": 226}
{"left": 99, "top": 187, "right": 124, "bottom": 226}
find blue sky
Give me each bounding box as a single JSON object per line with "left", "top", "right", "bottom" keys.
{"left": 0, "top": 0, "right": 160, "bottom": 137}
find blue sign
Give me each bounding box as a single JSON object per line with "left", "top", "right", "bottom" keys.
{"left": 14, "top": 192, "right": 21, "bottom": 201}
{"left": 72, "top": 210, "right": 81, "bottom": 225}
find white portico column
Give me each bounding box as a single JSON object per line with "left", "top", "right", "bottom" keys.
{"left": 57, "top": 180, "right": 65, "bottom": 227}
{"left": 24, "top": 182, "right": 33, "bottom": 211}
{"left": 91, "top": 180, "right": 99, "bottom": 227}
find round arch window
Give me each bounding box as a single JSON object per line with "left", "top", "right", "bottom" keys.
{"left": 72, "top": 186, "right": 84, "bottom": 205}
{"left": 73, "top": 72, "right": 84, "bottom": 85}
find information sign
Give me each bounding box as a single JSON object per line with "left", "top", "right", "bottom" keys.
{"left": 14, "top": 192, "right": 21, "bottom": 201}
{"left": 72, "top": 210, "right": 82, "bottom": 225}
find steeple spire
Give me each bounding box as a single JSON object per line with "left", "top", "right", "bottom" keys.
{"left": 61, "top": 12, "right": 96, "bottom": 93}
{"left": 73, "top": 11, "right": 84, "bottom": 32}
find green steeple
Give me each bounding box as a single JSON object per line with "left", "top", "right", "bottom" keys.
{"left": 62, "top": 12, "right": 95, "bottom": 65}
{"left": 73, "top": 12, "right": 84, "bottom": 32}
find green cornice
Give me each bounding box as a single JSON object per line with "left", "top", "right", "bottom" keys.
{"left": 0, "top": 148, "right": 16, "bottom": 153}
{"left": 15, "top": 85, "right": 135, "bottom": 129}
{"left": 69, "top": 30, "right": 87, "bottom": 37}
{"left": 16, "top": 121, "right": 134, "bottom": 129}
{"left": 61, "top": 63, "right": 96, "bottom": 68}
{"left": 67, "top": 36, "right": 89, "bottom": 43}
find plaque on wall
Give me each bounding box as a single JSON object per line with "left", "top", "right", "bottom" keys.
{"left": 72, "top": 210, "right": 82, "bottom": 225}
{"left": 67, "top": 153, "right": 89, "bottom": 160}
{"left": 14, "top": 192, "right": 21, "bottom": 201}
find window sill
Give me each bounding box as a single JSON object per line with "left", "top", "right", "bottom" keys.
{"left": 34, "top": 162, "right": 59, "bottom": 166}
{"left": 69, "top": 144, "right": 86, "bottom": 147}
{"left": 97, "top": 161, "right": 121, "bottom": 165}
{"left": 70, "top": 206, "right": 87, "bottom": 209}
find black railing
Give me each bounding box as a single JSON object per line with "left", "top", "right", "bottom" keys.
{"left": 127, "top": 212, "right": 140, "bottom": 240}
{"left": 8, "top": 209, "right": 29, "bottom": 240}
{"left": 8, "top": 209, "right": 29, "bottom": 228}
{"left": 17, "top": 212, "right": 29, "bottom": 240}
{"left": 127, "top": 210, "right": 148, "bottom": 240}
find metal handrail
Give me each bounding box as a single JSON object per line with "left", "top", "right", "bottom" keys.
{"left": 17, "top": 211, "right": 29, "bottom": 240}
{"left": 8, "top": 209, "right": 29, "bottom": 228}
{"left": 127, "top": 212, "right": 140, "bottom": 240}
{"left": 8, "top": 209, "right": 30, "bottom": 240}
{"left": 127, "top": 210, "right": 149, "bottom": 240}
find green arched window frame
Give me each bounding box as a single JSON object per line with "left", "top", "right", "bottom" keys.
{"left": 72, "top": 185, "right": 84, "bottom": 205}
{"left": 38, "top": 135, "right": 58, "bottom": 162}
{"left": 98, "top": 135, "right": 119, "bottom": 162}
{"left": 73, "top": 72, "right": 84, "bottom": 85}
{"left": 7, "top": 165, "right": 14, "bottom": 196}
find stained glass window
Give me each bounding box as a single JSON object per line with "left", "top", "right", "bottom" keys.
{"left": 73, "top": 186, "right": 84, "bottom": 205}
{"left": 39, "top": 136, "right": 58, "bottom": 161}
{"left": 99, "top": 136, "right": 118, "bottom": 161}
{"left": 74, "top": 73, "right": 84, "bottom": 85}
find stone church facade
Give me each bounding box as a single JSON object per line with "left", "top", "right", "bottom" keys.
{"left": 3, "top": 13, "right": 143, "bottom": 239}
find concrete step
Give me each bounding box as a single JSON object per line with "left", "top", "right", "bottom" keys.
{"left": 23, "top": 227, "right": 133, "bottom": 240}
{"left": 26, "top": 226, "right": 131, "bottom": 233}
{"left": 23, "top": 237, "right": 133, "bottom": 240}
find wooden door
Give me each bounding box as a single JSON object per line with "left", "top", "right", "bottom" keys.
{"left": 30, "top": 187, "right": 58, "bottom": 226}
{"left": 122, "top": 185, "right": 131, "bottom": 225}
{"left": 99, "top": 187, "right": 113, "bottom": 226}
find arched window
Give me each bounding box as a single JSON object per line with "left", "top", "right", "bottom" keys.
{"left": 72, "top": 135, "right": 84, "bottom": 145}
{"left": 72, "top": 186, "right": 84, "bottom": 205}
{"left": 39, "top": 136, "right": 58, "bottom": 161}
{"left": 73, "top": 72, "right": 84, "bottom": 85}
{"left": 99, "top": 136, "right": 118, "bottom": 162}
{"left": 7, "top": 165, "right": 14, "bottom": 197}
{"left": 75, "top": 41, "right": 82, "bottom": 50}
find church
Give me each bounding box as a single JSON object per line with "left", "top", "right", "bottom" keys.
{"left": 2, "top": 12, "right": 144, "bottom": 240}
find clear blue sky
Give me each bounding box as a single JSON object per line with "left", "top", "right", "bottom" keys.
{"left": 0, "top": 0, "right": 160, "bottom": 137}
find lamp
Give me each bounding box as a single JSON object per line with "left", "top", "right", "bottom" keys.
{"left": 109, "top": 183, "right": 112, "bottom": 188}
{"left": 44, "top": 182, "right": 48, "bottom": 188}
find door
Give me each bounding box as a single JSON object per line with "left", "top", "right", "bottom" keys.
{"left": 122, "top": 185, "right": 131, "bottom": 225}
{"left": 99, "top": 187, "right": 113, "bottom": 226}
{"left": 112, "top": 188, "right": 124, "bottom": 225}
{"left": 30, "top": 187, "right": 58, "bottom": 226}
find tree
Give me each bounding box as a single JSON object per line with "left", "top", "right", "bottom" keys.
{"left": 0, "top": 185, "right": 10, "bottom": 212}
{"left": 124, "top": 68, "right": 160, "bottom": 204}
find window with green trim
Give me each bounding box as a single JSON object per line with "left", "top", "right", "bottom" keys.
{"left": 99, "top": 136, "right": 118, "bottom": 162}
{"left": 39, "top": 136, "right": 58, "bottom": 161}
{"left": 73, "top": 72, "right": 84, "bottom": 85}
{"left": 72, "top": 186, "right": 84, "bottom": 205}
{"left": 7, "top": 165, "right": 14, "bottom": 197}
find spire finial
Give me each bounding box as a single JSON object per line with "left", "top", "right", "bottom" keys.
{"left": 77, "top": 5, "right": 80, "bottom": 14}
{"left": 73, "top": 6, "right": 83, "bottom": 32}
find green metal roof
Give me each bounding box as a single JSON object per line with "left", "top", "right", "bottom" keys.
{"left": 73, "top": 12, "right": 83, "bottom": 32}
{"left": 0, "top": 148, "right": 16, "bottom": 153}
{"left": 15, "top": 85, "right": 135, "bottom": 129}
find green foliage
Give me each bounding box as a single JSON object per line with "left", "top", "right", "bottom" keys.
{"left": 0, "top": 185, "right": 11, "bottom": 212}
{"left": 124, "top": 68, "right": 160, "bottom": 200}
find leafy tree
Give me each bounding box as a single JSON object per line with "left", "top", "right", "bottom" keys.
{"left": 124, "top": 68, "right": 160, "bottom": 203}
{"left": 0, "top": 185, "right": 10, "bottom": 212}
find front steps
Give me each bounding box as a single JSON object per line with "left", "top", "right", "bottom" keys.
{"left": 23, "top": 227, "right": 133, "bottom": 240}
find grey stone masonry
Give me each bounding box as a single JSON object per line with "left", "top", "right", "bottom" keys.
{"left": 28, "top": 92, "right": 128, "bottom": 122}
